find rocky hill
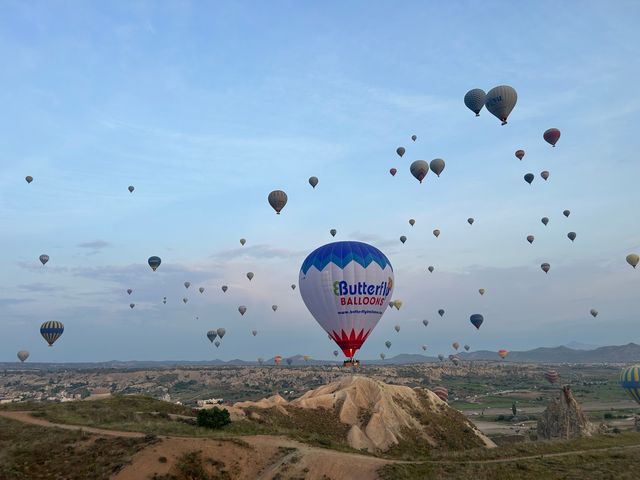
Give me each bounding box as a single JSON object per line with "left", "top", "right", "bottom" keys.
{"left": 460, "top": 343, "right": 640, "bottom": 363}
{"left": 537, "top": 386, "right": 602, "bottom": 440}
{"left": 229, "top": 375, "right": 495, "bottom": 454}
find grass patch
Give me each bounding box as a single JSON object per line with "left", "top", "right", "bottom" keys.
{"left": 0, "top": 416, "right": 152, "bottom": 479}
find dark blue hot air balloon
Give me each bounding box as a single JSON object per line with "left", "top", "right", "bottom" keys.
{"left": 40, "top": 321, "right": 64, "bottom": 346}
{"left": 470, "top": 314, "right": 484, "bottom": 330}
{"left": 148, "top": 256, "right": 161, "bottom": 271}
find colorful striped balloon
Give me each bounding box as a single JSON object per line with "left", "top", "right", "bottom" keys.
{"left": 544, "top": 369, "right": 559, "bottom": 384}
{"left": 620, "top": 366, "right": 640, "bottom": 405}
{"left": 40, "top": 321, "right": 64, "bottom": 346}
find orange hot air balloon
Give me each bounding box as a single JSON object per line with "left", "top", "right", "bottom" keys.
{"left": 498, "top": 349, "right": 509, "bottom": 359}
{"left": 274, "top": 355, "right": 282, "bottom": 366}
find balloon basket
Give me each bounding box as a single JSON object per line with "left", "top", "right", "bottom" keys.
{"left": 343, "top": 359, "right": 360, "bottom": 368}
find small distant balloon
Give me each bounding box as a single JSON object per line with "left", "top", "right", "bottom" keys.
{"left": 389, "top": 168, "right": 397, "bottom": 177}
{"left": 411, "top": 135, "right": 417, "bottom": 141}
{"left": 238, "top": 305, "right": 247, "bottom": 316}
{"left": 524, "top": 173, "right": 534, "bottom": 185}
{"left": 410, "top": 160, "right": 429, "bottom": 183}
{"left": 590, "top": 309, "right": 598, "bottom": 318}
{"left": 433, "top": 229, "right": 440, "bottom": 238}
{"left": 563, "top": 210, "right": 571, "bottom": 218}
{"left": 541, "top": 217, "right": 549, "bottom": 226}
{"left": 330, "top": 229, "right": 337, "bottom": 237}
{"left": 291, "top": 284, "right": 296, "bottom": 290}
{"left": 544, "top": 369, "right": 559, "bottom": 384}
{"left": 627, "top": 254, "right": 639, "bottom": 269}
{"left": 543, "top": 128, "right": 561, "bottom": 147}
{"left": 498, "top": 349, "right": 509, "bottom": 359}
{"left": 272, "top": 305, "right": 278, "bottom": 312}
{"left": 127, "top": 289, "right": 133, "bottom": 295}
{"left": 207, "top": 330, "right": 217, "bottom": 343}
{"left": 428, "top": 266, "right": 434, "bottom": 273}
{"left": 430, "top": 158, "right": 445, "bottom": 177}
{"left": 567, "top": 232, "right": 576, "bottom": 242}
{"left": 452, "top": 342, "right": 460, "bottom": 350}
{"left": 485, "top": 85, "right": 517, "bottom": 125}
{"left": 478, "top": 288, "right": 485, "bottom": 296}
{"left": 128, "top": 186, "right": 134, "bottom": 193}
{"left": 252, "top": 329, "right": 258, "bottom": 336}
{"left": 394, "top": 325, "right": 400, "bottom": 333}
{"left": 240, "top": 238, "right": 246, "bottom": 246}
{"left": 182, "top": 298, "right": 188, "bottom": 304}
{"left": 396, "top": 147, "right": 405, "bottom": 157}
{"left": 308, "top": 176, "right": 319, "bottom": 188}
{"left": 541, "top": 171, "right": 549, "bottom": 181}
{"left": 247, "top": 272, "right": 254, "bottom": 281}
{"left": 380, "top": 353, "right": 386, "bottom": 360}
{"left": 199, "top": 287, "right": 205, "bottom": 294}
{"left": 184, "top": 282, "right": 191, "bottom": 289}
{"left": 39, "top": 254, "right": 49, "bottom": 266}
{"left": 464, "top": 344, "right": 470, "bottom": 352}
{"left": 527, "top": 235, "right": 535, "bottom": 244}
{"left": 438, "top": 309, "right": 445, "bottom": 317}
{"left": 400, "top": 236, "right": 407, "bottom": 244}
{"left": 129, "top": 303, "right": 135, "bottom": 309}
{"left": 25, "top": 176, "right": 33, "bottom": 184}
{"left": 393, "top": 300, "right": 403, "bottom": 310}
{"left": 467, "top": 218, "right": 474, "bottom": 225}
{"left": 515, "top": 150, "right": 525, "bottom": 161}
{"left": 40, "top": 321, "right": 64, "bottom": 346}
{"left": 470, "top": 314, "right": 484, "bottom": 330}
{"left": 286, "top": 358, "right": 293, "bottom": 366}
{"left": 409, "top": 219, "right": 415, "bottom": 227}
{"left": 148, "top": 256, "right": 161, "bottom": 271}
{"left": 214, "top": 341, "right": 220, "bottom": 348}
{"left": 464, "top": 88, "right": 486, "bottom": 116}
{"left": 438, "top": 354, "right": 444, "bottom": 362}
{"left": 541, "top": 263, "right": 551, "bottom": 273}
{"left": 385, "top": 341, "right": 392, "bottom": 349}
{"left": 333, "top": 350, "right": 339, "bottom": 357}
{"left": 217, "top": 328, "right": 226, "bottom": 338}
{"left": 17, "top": 351, "right": 29, "bottom": 362}
{"left": 268, "top": 190, "right": 288, "bottom": 214}
{"left": 432, "top": 386, "right": 449, "bottom": 402}
{"left": 222, "top": 285, "right": 228, "bottom": 292}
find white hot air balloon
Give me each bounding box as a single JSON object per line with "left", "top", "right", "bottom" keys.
{"left": 299, "top": 241, "right": 394, "bottom": 360}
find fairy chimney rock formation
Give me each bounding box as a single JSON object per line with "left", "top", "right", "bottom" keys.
{"left": 537, "top": 386, "right": 596, "bottom": 440}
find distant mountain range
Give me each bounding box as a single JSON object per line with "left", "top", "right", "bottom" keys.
{"left": 3, "top": 343, "right": 640, "bottom": 369}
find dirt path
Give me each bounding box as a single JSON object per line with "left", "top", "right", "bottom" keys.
{"left": 3, "top": 410, "right": 640, "bottom": 478}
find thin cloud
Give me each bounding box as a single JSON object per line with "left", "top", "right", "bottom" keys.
{"left": 77, "top": 240, "right": 111, "bottom": 250}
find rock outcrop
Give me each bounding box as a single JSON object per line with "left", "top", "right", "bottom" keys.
{"left": 537, "top": 386, "right": 597, "bottom": 440}
{"left": 232, "top": 375, "right": 495, "bottom": 453}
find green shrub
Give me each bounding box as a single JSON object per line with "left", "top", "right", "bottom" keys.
{"left": 196, "top": 407, "right": 231, "bottom": 429}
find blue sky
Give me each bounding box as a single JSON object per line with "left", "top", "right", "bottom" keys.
{"left": 1, "top": 1, "right": 639, "bottom": 362}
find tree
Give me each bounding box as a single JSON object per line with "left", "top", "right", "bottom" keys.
{"left": 196, "top": 407, "right": 231, "bottom": 429}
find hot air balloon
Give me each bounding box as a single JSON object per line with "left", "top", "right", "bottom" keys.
{"left": 291, "top": 284, "right": 296, "bottom": 290}
{"left": 148, "top": 256, "right": 161, "bottom": 271}
{"left": 428, "top": 266, "right": 434, "bottom": 273}
{"left": 380, "top": 353, "right": 386, "bottom": 360}
{"left": 541, "top": 171, "right": 550, "bottom": 181}
{"left": 410, "top": 160, "right": 429, "bottom": 183}
{"left": 438, "top": 354, "right": 444, "bottom": 361}
{"left": 396, "top": 147, "right": 405, "bottom": 157}
{"left": 498, "top": 349, "right": 509, "bottom": 359}
{"left": 627, "top": 254, "right": 640, "bottom": 269}
{"left": 620, "top": 366, "right": 640, "bottom": 404}
{"left": 39, "top": 254, "right": 49, "bottom": 266}
{"left": 333, "top": 350, "right": 339, "bottom": 357}
{"left": 432, "top": 386, "right": 449, "bottom": 402}
{"left": 438, "top": 309, "right": 445, "bottom": 317}
{"left": 184, "top": 282, "right": 191, "bottom": 289}
{"left": 422, "top": 319, "right": 429, "bottom": 327}
{"left": 328, "top": 229, "right": 337, "bottom": 238}
{"left": 452, "top": 342, "right": 460, "bottom": 350}
{"left": 541, "top": 263, "right": 550, "bottom": 274}
{"left": 464, "top": 344, "right": 470, "bottom": 351}
{"left": 182, "top": 298, "right": 188, "bottom": 304}
{"left": 394, "top": 325, "right": 400, "bottom": 333}
{"left": 524, "top": 173, "right": 534, "bottom": 185}
{"left": 286, "top": 358, "right": 293, "bottom": 366}
{"left": 309, "top": 176, "right": 319, "bottom": 188}
{"left": 544, "top": 369, "right": 559, "bottom": 384}
{"left": 258, "top": 357, "right": 264, "bottom": 365}
{"left": 478, "top": 288, "right": 485, "bottom": 296}
{"left": 217, "top": 328, "right": 226, "bottom": 338}
{"left": 222, "top": 285, "right": 228, "bottom": 292}
{"left": 541, "top": 217, "right": 549, "bottom": 226}
{"left": 430, "top": 158, "right": 445, "bottom": 177}
{"left": 163, "top": 298, "right": 167, "bottom": 304}
{"left": 449, "top": 355, "right": 460, "bottom": 366}
{"left": 127, "top": 289, "right": 133, "bottom": 295}
{"left": 214, "top": 341, "right": 220, "bottom": 348}
{"left": 467, "top": 218, "right": 474, "bottom": 225}
{"left": 272, "top": 305, "right": 278, "bottom": 312}
{"left": 240, "top": 238, "right": 246, "bottom": 246}
{"left": 252, "top": 329, "right": 258, "bottom": 336}
{"left": 409, "top": 219, "right": 415, "bottom": 227}
{"left": 268, "top": 190, "right": 288, "bottom": 214}
{"left": 393, "top": 300, "right": 403, "bottom": 310}
{"left": 238, "top": 306, "right": 247, "bottom": 316}
{"left": 400, "top": 236, "right": 407, "bottom": 244}
{"left": 40, "top": 321, "right": 64, "bottom": 346}
{"left": 515, "top": 150, "right": 525, "bottom": 161}
{"left": 590, "top": 309, "right": 598, "bottom": 318}
{"left": 207, "top": 330, "right": 217, "bottom": 343}
{"left": 464, "top": 88, "right": 486, "bottom": 116}
{"left": 25, "top": 176, "right": 33, "bottom": 184}
{"left": 129, "top": 303, "right": 135, "bottom": 309}
{"left": 199, "top": 287, "right": 205, "bottom": 294}
{"left": 485, "top": 85, "right": 517, "bottom": 125}
{"left": 247, "top": 272, "right": 254, "bottom": 281}
{"left": 128, "top": 185, "right": 135, "bottom": 193}
{"left": 422, "top": 345, "right": 427, "bottom": 351}
{"left": 470, "top": 314, "right": 484, "bottom": 330}
{"left": 543, "top": 128, "right": 561, "bottom": 147}
{"left": 563, "top": 210, "right": 571, "bottom": 218}
{"left": 274, "top": 355, "right": 282, "bottom": 365}
{"left": 385, "top": 341, "right": 392, "bottom": 349}
{"left": 303, "top": 355, "right": 311, "bottom": 362}
{"left": 389, "top": 168, "right": 397, "bottom": 177}
{"left": 433, "top": 229, "right": 440, "bottom": 238}
{"left": 411, "top": 135, "right": 417, "bottom": 141}
{"left": 567, "top": 232, "right": 576, "bottom": 242}
{"left": 17, "top": 351, "right": 29, "bottom": 362}
{"left": 526, "top": 235, "right": 534, "bottom": 244}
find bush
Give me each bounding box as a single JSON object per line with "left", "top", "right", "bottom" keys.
{"left": 196, "top": 407, "right": 231, "bottom": 429}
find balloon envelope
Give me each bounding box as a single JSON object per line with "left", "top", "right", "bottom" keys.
{"left": 541, "top": 217, "right": 549, "bottom": 226}
{"left": 330, "top": 229, "right": 337, "bottom": 237}
{"left": 541, "top": 171, "right": 549, "bottom": 180}
{"left": 430, "top": 158, "right": 445, "bottom": 177}
{"left": 544, "top": 369, "right": 559, "bottom": 384}
{"left": 498, "top": 349, "right": 509, "bottom": 359}
{"left": 409, "top": 219, "right": 415, "bottom": 226}
{"left": 452, "top": 342, "right": 460, "bottom": 350}
{"left": 39, "top": 254, "right": 49, "bottom": 265}
{"left": 627, "top": 254, "right": 639, "bottom": 269}
{"left": 40, "top": 321, "right": 64, "bottom": 346}
{"left": 470, "top": 314, "right": 484, "bottom": 329}
{"left": 240, "top": 238, "right": 246, "bottom": 246}
{"left": 467, "top": 218, "right": 474, "bottom": 225}
{"left": 568, "top": 232, "right": 576, "bottom": 242}
{"left": 238, "top": 306, "right": 247, "bottom": 315}
{"left": 128, "top": 185, "right": 134, "bottom": 193}
{"left": 515, "top": 150, "right": 525, "bottom": 160}
{"left": 433, "top": 229, "right": 440, "bottom": 238}
{"left": 464, "top": 344, "right": 470, "bottom": 351}
{"left": 410, "top": 160, "right": 429, "bottom": 183}
{"left": 411, "top": 135, "right": 417, "bottom": 141}
{"left": 428, "top": 266, "right": 434, "bottom": 273}
{"left": 541, "top": 263, "right": 551, "bottom": 273}
{"left": 148, "top": 256, "right": 161, "bottom": 271}
{"left": 485, "top": 85, "right": 517, "bottom": 125}
{"left": 432, "top": 386, "right": 449, "bottom": 402}
{"left": 438, "top": 309, "right": 445, "bottom": 317}
{"left": 590, "top": 309, "right": 598, "bottom": 317}
{"left": 268, "top": 190, "right": 288, "bottom": 214}
{"left": 222, "top": 285, "right": 228, "bottom": 292}
{"left": 309, "top": 176, "right": 318, "bottom": 188}
{"left": 422, "top": 319, "right": 429, "bottom": 327}
{"left": 17, "top": 351, "right": 29, "bottom": 362}
{"left": 524, "top": 173, "right": 534, "bottom": 184}
{"left": 527, "top": 235, "right": 535, "bottom": 244}
{"left": 563, "top": 210, "right": 571, "bottom": 218}
{"left": 394, "top": 325, "right": 400, "bottom": 333}
{"left": 380, "top": 353, "right": 386, "bottom": 359}
{"left": 272, "top": 305, "right": 278, "bottom": 311}
{"left": 199, "top": 287, "right": 205, "bottom": 293}
{"left": 25, "top": 176, "right": 33, "bottom": 183}
{"left": 299, "top": 242, "right": 394, "bottom": 359}
{"left": 216, "top": 328, "right": 226, "bottom": 338}
{"left": 247, "top": 272, "right": 254, "bottom": 281}
{"left": 207, "top": 331, "right": 217, "bottom": 343}
{"left": 396, "top": 147, "right": 405, "bottom": 157}
{"left": 544, "top": 128, "right": 561, "bottom": 147}
{"left": 184, "top": 282, "right": 191, "bottom": 289}
{"left": 620, "top": 366, "right": 640, "bottom": 404}
{"left": 385, "top": 341, "right": 392, "bottom": 349}
{"left": 464, "top": 88, "right": 486, "bottom": 116}
{"left": 389, "top": 168, "right": 397, "bottom": 177}
{"left": 127, "top": 289, "right": 133, "bottom": 295}
{"left": 400, "top": 236, "right": 406, "bottom": 244}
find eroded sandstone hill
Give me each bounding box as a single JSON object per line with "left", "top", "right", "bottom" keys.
{"left": 230, "top": 375, "right": 495, "bottom": 454}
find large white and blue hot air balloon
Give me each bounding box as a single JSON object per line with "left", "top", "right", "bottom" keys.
{"left": 299, "top": 241, "right": 394, "bottom": 360}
